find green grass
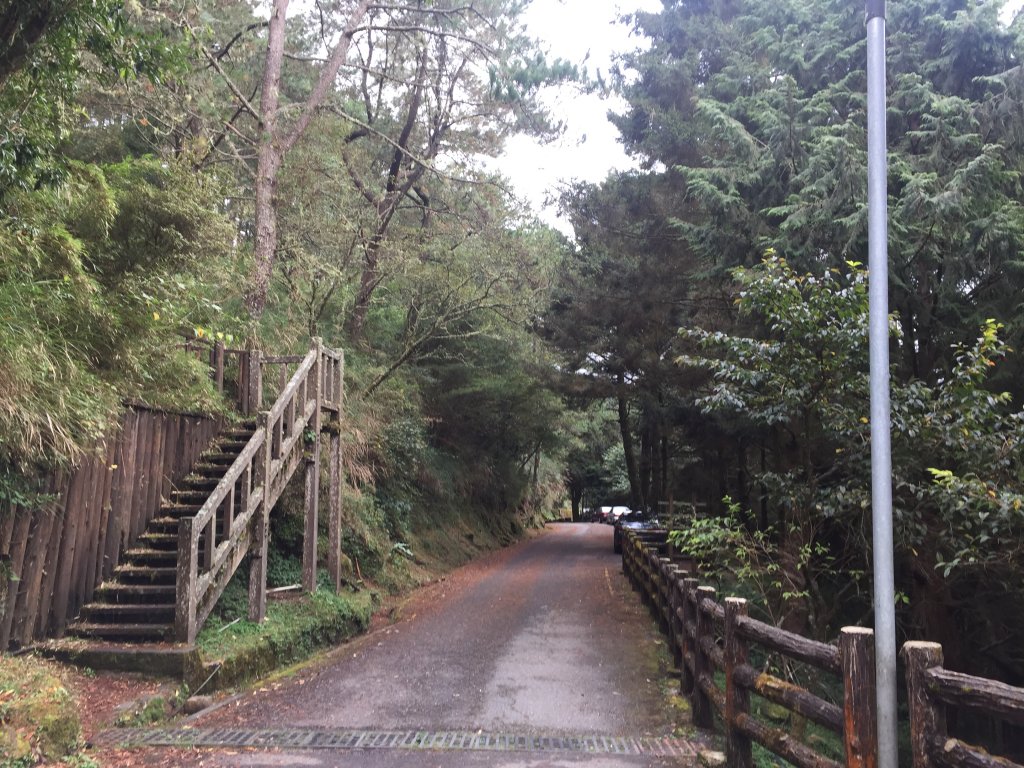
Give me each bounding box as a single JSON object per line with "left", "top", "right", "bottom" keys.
{"left": 0, "top": 654, "right": 82, "bottom": 763}
{"left": 193, "top": 588, "right": 376, "bottom": 691}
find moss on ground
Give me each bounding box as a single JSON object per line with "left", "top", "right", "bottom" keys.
{"left": 193, "top": 589, "right": 376, "bottom": 692}
{"left": 0, "top": 654, "right": 82, "bottom": 764}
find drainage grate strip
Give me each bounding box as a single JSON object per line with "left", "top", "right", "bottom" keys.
{"left": 100, "top": 727, "right": 698, "bottom": 757}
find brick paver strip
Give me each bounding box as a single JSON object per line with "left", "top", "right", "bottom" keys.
{"left": 101, "top": 726, "right": 700, "bottom": 757}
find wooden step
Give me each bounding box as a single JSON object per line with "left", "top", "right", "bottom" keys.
{"left": 173, "top": 481, "right": 217, "bottom": 499}
{"left": 200, "top": 453, "right": 238, "bottom": 467}
{"left": 95, "top": 582, "right": 175, "bottom": 600}
{"left": 160, "top": 503, "right": 202, "bottom": 518}
{"left": 138, "top": 531, "right": 180, "bottom": 550}
{"left": 122, "top": 547, "right": 177, "bottom": 567}
{"left": 80, "top": 602, "right": 175, "bottom": 623}
{"left": 214, "top": 438, "right": 251, "bottom": 452}
{"left": 70, "top": 622, "right": 172, "bottom": 641}
{"left": 221, "top": 423, "right": 257, "bottom": 439}
{"left": 112, "top": 565, "right": 177, "bottom": 584}
{"left": 147, "top": 516, "right": 184, "bottom": 534}
{"left": 191, "top": 460, "right": 233, "bottom": 479}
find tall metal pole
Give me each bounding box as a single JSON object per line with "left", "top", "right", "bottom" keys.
{"left": 865, "top": 2, "right": 898, "bottom": 768}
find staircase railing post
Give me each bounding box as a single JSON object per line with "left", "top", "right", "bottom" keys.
{"left": 175, "top": 517, "right": 198, "bottom": 644}
{"left": 212, "top": 340, "right": 225, "bottom": 393}
{"left": 841, "top": 627, "right": 878, "bottom": 768}
{"left": 245, "top": 348, "right": 262, "bottom": 415}
{"left": 327, "top": 349, "right": 345, "bottom": 593}
{"left": 248, "top": 411, "right": 271, "bottom": 623}
{"left": 302, "top": 339, "right": 323, "bottom": 593}
{"left": 725, "top": 597, "right": 752, "bottom": 768}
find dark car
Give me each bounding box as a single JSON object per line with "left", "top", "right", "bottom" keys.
{"left": 613, "top": 510, "right": 662, "bottom": 554}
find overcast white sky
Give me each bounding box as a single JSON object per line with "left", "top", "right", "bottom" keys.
{"left": 487, "top": 0, "right": 662, "bottom": 234}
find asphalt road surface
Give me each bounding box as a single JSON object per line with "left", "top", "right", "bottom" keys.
{"left": 116, "top": 524, "right": 700, "bottom": 766}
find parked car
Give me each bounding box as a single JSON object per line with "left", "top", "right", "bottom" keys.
{"left": 604, "top": 506, "right": 631, "bottom": 524}
{"left": 613, "top": 510, "right": 662, "bottom": 554}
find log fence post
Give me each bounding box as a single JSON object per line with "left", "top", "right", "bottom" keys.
{"left": 841, "top": 627, "right": 878, "bottom": 768}
{"left": 693, "top": 585, "right": 716, "bottom": 729}
{"left": 725, "top": 597, "right": 752, "bottom": 768}
{"left": 681, "top": 576, "right": 698, "bottom": 697}
{"left": 668, "top": 567, "right": 683, "bottom": 668}
{"left": 903, "top": 641, "right": 946, "bottom": 768}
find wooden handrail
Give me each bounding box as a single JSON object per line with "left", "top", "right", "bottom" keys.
{"left": 174, "top": 342, "right": 343, "bottom": 644}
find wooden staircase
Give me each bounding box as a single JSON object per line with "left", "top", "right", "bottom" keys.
{"left": 67, "top": 339, "right": 344, "bottom": 645}
{"left": 71, "top": 422, "right": 258, "bottom": 641}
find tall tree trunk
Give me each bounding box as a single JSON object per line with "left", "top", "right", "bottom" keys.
{"left": 243, "top": 0, "right": 373, "bottom": 319}
{"left": 649, "top": 409, "right": 663, "bottom": 512}
{"left": 638, "top": 422, "right": 652, "bottom": 509}
{"left": 617, "top": 373, "right": 642, "bottom": 511}
{"left": 245, "top": 0, "right": 288, "bottom": 319}
{"left": 347, "top": 47, "right": 431, "bottom": 341}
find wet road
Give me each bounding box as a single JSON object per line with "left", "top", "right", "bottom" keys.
{"left": 120, "top": 524, "right": 697, "bottom": 766}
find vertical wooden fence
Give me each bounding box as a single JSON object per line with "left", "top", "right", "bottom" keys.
{"left": 0, "top": 407, "right": 221, "bottom": 649}
{"left": 622, "top": 531, "right": 1024, "bottom": 768}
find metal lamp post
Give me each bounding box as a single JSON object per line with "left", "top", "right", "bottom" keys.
{"left": 865, "top": 1, "right": 899, "bottom": 767}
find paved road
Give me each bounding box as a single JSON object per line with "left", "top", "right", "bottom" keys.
{"left": 115, "top": 524, "right": 699, "bottom": 766}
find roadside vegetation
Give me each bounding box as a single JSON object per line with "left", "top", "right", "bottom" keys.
{"left": 2, "top": 0, "right": 1024, "bottom": 759}
{"left": 551, "top": 0, "right": 1024, "bottom": 691}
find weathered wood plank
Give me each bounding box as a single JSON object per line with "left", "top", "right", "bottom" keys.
{"left": 35, "top": 473, "right": 68, "bottom": 637}
{"left": 70, "top": 452, "right": 102, "bottom": 619}
{"left": 49, "top": 461, "right": 86, "bottom": 636}
{"left": 14, "top": 497, "right": 57, "bottom": 645}
{"left": 90, "top": 438, "right": 117, "bottom": 591}
{"left": 145, "top": 413, "right": 166, "bottom": 527}
{"left": 108, "top": 409, "right": 137, "bottom": 572}
{"left": 680, "top": 577, "right": 698, "bottom": 696}
{"left": 302, "top": 340, "right": 322, "bottom": 593}
{"left": 0, "top": 501, "right": 16, "bottom": 555}
{"left": 0, "top": 509, "right": 32, "bottom": 647}
{"left": 128, "top": 410, "right": 151, "bottom": 544}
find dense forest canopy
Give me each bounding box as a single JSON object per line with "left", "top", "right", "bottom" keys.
{"left": 2, "top": 0, "right": 1024, "bottom": 686}
{"left": 550, "top": 0, "right": 1024, "bottom": 683}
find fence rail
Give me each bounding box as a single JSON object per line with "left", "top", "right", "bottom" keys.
{"left": 623, "top": 531, "right": 875, "bottom": 768}
{"left": 622, "top": 531, "right": 1024, "bottom": 768}
{"left": 904, "top": 642, "right": 1024, "bottom": 768}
